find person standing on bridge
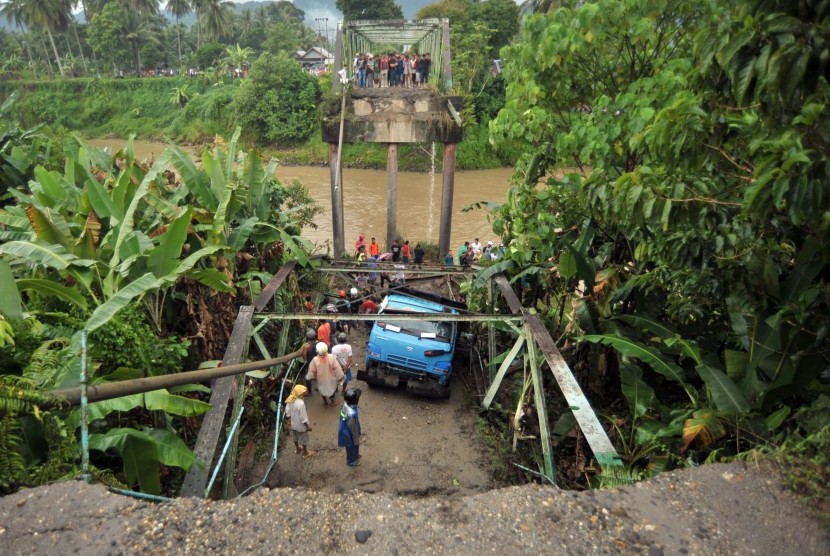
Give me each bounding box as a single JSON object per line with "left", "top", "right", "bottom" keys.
{"left": 285, "top": 384, "right": 313, "bottom": 458}
{"left": 414, "top": 243, "right": 425, "bottom": 267}
{"left": 338, "top": 388, "right": 363, "bottom": 466}
{"left": 354, "top": 233, "right": 367, "bottom": 257}
{"left": 307, "top": 342, "right": 344, "bottom": 407}
{"left": 402, "top": 240, "right": 411, "bottom": 264}
{"left": 369, "top": 237, "right": 380, "bottom": 258}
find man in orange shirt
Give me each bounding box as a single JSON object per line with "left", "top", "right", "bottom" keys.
{"left": 402, "top": 240, "right": 411, "bottom": 263}
{"left": 369, "top": 237, "right": 380, "bottom": 258}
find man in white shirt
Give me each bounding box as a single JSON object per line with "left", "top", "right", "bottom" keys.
{"left": 470, "top": 238, "right": 483, "bottom": 254}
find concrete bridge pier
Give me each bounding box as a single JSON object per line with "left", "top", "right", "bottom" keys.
{"left": 386, "top": 143, "right": 398, "bottom": 251}
{"left": 328, "top": 143, "right": 345, "bottom": 257}
{"left": 439, "top": 143, "right": 457, "bottom": 258}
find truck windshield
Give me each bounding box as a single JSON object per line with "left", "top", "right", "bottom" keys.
{"left": 377, "top": 313, "right": 453, "bottom": 343}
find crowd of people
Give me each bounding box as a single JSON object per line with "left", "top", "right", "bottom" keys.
{"left": 352, "top": 52, "right": 432, "bottom": 88}
{"left": 451, "top": 237, "right": 506, "bottom": 266}
{"left": 287, "top": 234, "right": 505, "bottom": 468}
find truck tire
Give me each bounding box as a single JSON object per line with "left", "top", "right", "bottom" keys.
{"left": 441, "top": 380, "right": 451, "bottom": 400}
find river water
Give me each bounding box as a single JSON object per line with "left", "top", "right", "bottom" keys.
{"left": 88, "top": 139, "right": 514, "bottom": 250}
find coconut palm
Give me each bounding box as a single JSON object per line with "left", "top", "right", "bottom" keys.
{"left": 116, "top": 0, "right": 159, "bottom": 14}
{"left": 191, "top": 0, "right": 206, "bottom": 48}
{"left": 238, "top": 8, "right": 254, "bottom": 34}
{"left": 166, "top": 0, "right": 191, "bottom": 62}
{"left": 0, "top": 0, "right": 36, "bottom": 78}
{"left": 202, "top": 0, "right": 233, "bottom": 40}
{"left": 62, "top": 0, "right": 89, "bottom": 74}
{"left": 120, "top": 10, "right": 160, "bottom": 75}
{"left": 20, "top": 0, "right": 70, "bottom": 78}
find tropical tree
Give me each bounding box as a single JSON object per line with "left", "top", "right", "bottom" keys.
{"left": 233, "top": 53, "right": 321, "bottom": 145}
{"left": 221, "top": 43, "right": 253, "bottom": 75}
{"left": 62, "top": 0, "right": 89, "bottom": 74}
{"left": 20, "top": 0, "right": 70, "bottom": 77}
{"left": 0, "top": 0, "right": 37, "bottom": 79}
{"left": 486, "top": 0, "right": 829, "bottom": 478}
{"left": 166, "top": 0, "right": 191, "bottom": 62}
{"left": 202, "top": 0, "right": 233, "bottom": 41}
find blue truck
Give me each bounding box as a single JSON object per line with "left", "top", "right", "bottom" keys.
{"left": 358, "top": 292, "right": 460, "bottom": 399}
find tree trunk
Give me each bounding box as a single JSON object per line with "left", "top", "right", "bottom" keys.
{"left": 136, "top": 44, "right": 142, "bottom": 77}
{"left": 39, "top": 33, "right": 55, "bottom": 78}
{"left": 18, "top": 24, "right": 37, "bottom": 79}
{"left": 197, "top": 10, "right": 202, "bottom": 49}
{"left": 48, "top": 28, "right": 66, "bottom": 77}
{"left": 71, "top": 21, "right": 88, "bottom": 74}
{"left": 176, "top": 16, "right": 182, "bottom": 62}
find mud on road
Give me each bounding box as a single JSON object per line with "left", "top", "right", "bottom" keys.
{"left": 264, "top": 321, "right": 493, "bottom": 497}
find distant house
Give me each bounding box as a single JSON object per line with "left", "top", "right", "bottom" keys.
{"left": 292, "top": 47, "right": 334, "bottom": 69}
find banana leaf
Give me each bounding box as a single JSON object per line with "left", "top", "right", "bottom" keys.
{"left": 16, "top": 278, "right": 88, "bottom": 311}
{"left": 582, "top": 333, "right": 697, "bottom": 403}
{"left": 88, "top": 428, "right": 161, "bottom": 494}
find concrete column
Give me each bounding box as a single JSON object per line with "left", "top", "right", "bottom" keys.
{"left": 439, "top": 143, "right": 456, "bottom": 258}
{"left": 329, "top": 143, "right": 345, "bottom": 258}
{"left": 386, "top": 143, "right": 398, "bottom": 251}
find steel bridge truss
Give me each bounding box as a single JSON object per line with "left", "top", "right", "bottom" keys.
{"left": 333, "top": 18, "right": 453, "bottom": 91}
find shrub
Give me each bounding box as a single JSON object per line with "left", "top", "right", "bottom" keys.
{"left": 232, "top": 53, "right": 320, "bottom": 146}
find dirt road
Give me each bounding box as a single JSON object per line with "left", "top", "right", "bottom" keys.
{"left": 268, "top": 322, "right": 492, "bottom": 496}
{"left": 2, "top": 462, "right": 827, "bottom": 554}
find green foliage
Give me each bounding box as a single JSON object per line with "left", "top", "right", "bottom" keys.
{"left": 232, "top": 53, "right": 320, "bottom": 146}
{"left": 483, "top": 0, "right": 830, "bottom": 481}
{"left": 193, "top": 42, "right": 226, "bottom": 70}
{"left": 772, "top": 424, "right": 830, "bottom": 525}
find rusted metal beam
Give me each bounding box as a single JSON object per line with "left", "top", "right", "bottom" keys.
{"left": 493, "top": 274, "right": 524, "bottom": 314}
{"left": 180, "top": 306, "right": 255, "bottom": 497}
{"left": 482, "top": 334, "right": 525, "bottom": 409}
{"left": 493, "top": 274, "right": 620, "bottom": 467}
{"left": 254, "top": 312, "right": 524, "bottom": 323}
{"left": 253, "top": 261, "right": 298, "bottom": 312}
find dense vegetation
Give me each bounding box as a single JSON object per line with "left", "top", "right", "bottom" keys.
{"left": 480, "top": 0, "right": 829, "bottom": 490}
{"left": 0, "top": 0, "right": 515, "bottom": 170}
{"left": 1, "top": 0, "right": 827, "bottom": 510}
{"left": 0, "top": 96, "right": 322, "bottom": 493}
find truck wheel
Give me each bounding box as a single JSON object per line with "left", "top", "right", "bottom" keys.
{"left": 441, "top": 380, "right": 451, "bottom": 400}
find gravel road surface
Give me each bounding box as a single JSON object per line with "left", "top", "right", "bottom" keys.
{"left": 1, "top": 462, "right": 827, "bottom": 555}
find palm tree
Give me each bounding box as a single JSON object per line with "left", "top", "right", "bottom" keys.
{"left": 191, "top": 0, "right": 206, "bottom": 49}
{"left": 0, "top": 0, "right": 37, "bottom": 78}
{"left": 116, "top": 0, "right": 159, "bottom": 14}
{"left": 202, "top": 0, "right": 233, "bottom": 41}
{"left": 21, "top": 0, "right": 70, "bottom": 78}
{"left": 120, "top": 10, "right": 160, "bottom": 75}
{"left": 255, "top": 5, "right": 269, "bottom": 29}
{"left": 62, "top": 0, "right": 89, "bottom": 74}
{"left": 166, "top": 0, "right": 191, "bottom": 62}
{"left": 239, "top": 8, "right": 254, "bottom": 34}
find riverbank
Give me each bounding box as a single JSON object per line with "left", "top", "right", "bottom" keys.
{"left": 1, "top": 77, "right": 510, "bottom": 172}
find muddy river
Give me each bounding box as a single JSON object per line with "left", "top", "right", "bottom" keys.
{"left": 88, "top": 139, "right": 514, "bottom": 250}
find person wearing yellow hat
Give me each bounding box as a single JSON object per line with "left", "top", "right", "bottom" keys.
{"left": 285, "top": 384, "right": 313, "bottom": 457}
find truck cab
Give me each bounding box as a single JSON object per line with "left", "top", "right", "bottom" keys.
{"left": 359, "top": 293, "right": 458, "bottom": 399}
